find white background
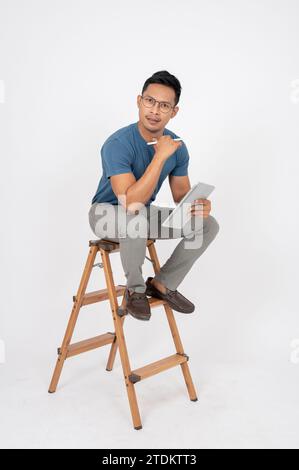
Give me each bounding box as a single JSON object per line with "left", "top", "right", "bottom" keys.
{"left": 0, "top": 0, "right": 299, "bottom": 449}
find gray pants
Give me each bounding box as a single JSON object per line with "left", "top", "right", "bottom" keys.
{"left": 88, "top": 202, "right": 220, "bottom": 293}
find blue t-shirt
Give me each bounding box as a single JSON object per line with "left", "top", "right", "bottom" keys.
{"left": 91, "top": 121, "right": 189, "bottom": 206}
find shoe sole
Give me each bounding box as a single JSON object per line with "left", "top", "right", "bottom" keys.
{"left": 127, "top": 309, "right": 151, "bottom": 321}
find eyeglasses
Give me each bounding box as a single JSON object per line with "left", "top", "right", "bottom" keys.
{"left": 141, "top": 95, "right": 175, "bottom": 113}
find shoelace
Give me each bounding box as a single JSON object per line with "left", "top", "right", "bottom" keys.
{"left": 149, "top": 283, "right": 178, "bottom": 297}
{"left": 131, "top": 292, "right": 147, "bottom": 300}
{"left": 168, "top": 290, "right": 178, "bottom": 297}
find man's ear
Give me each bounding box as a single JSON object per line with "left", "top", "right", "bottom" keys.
{"left": 172, "top": 106, "right": 179, "bottom": 118}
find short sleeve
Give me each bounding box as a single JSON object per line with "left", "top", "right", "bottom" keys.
{"left": 169, "top": 141, "right": 190, "bottom": 177}
{"left": 101, "top": 139, "right": 133, "bottom": 179}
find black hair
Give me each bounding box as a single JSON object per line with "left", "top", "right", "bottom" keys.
{"left": 141, "top": 70, "right": 182, "bottom": 106}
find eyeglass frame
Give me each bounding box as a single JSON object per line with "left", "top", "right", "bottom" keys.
{"left": 140, "top": 94, "right": 176, "bottom": 113}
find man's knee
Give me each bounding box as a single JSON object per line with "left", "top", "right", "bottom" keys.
{"left": 206, "top": 215, "right": 220, "bottom": 237}
{"left": 185, "top": 214, "right": 220, "bottom": 238}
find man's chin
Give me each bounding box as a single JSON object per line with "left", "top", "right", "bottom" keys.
{"left": 144, "top": 119, "right": 161, "bottom": 131}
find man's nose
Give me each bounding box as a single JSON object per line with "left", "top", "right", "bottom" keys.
{"left": 152, "top": 102, "right": 161, "bottom": 113}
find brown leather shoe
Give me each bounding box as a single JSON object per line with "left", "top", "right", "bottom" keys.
{"left": 145, "top": 277, "right": 195, "bottom": 314}
{"left": 124, "top": 288, "right": 151, "bottom": 321}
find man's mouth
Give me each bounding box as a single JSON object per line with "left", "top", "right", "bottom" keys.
{"left": 147, "top": 117, "right": 160, "bottom": 124}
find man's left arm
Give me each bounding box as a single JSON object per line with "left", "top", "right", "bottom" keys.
{"left": 169, "top": 174, "right": 191, "bottom": 204}
{"left": 168, "top": 141, "right": 191, "bottom": 203}
{"left": 168, "top": 141, "right": 211, "bottom": 218}
{"left": 169, "top": 174, "right": 212, "bottom": 218}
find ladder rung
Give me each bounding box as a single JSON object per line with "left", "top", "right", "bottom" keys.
{"left": 59, "top": 332, "right": 116, "bottom": 358}
{"left": 117, "top": 296, "right": 168, "bottom": 316}
{"left": 148, "top": 297, "right": 168, "bottom": 308}
{"left": 73, "top": 285, "right": 126, "bottom": 305}
{"left": 129, "top": 353, "right": 189, "bottom": 383}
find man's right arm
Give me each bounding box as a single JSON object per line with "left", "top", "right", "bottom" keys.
{"left": 110, "top": 136, "right": 183, "bottom": 213}
{"left": 110, "top": 152, "right": 165, "bottom": 213}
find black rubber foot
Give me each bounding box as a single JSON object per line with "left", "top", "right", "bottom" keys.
{"left": 191, "top": 398, "right": 198, "bottom": 402}
{"left": 106, "top": 368, "right": 112, "bottom": 372}
{"left": 117, "top": 307, "right": 128, "bottom": 317}
{"left": 48, "top": 390, "right": 55, "bottom": 394}
{"left": 134, "top": 425, "right": 143, "bottom": 430}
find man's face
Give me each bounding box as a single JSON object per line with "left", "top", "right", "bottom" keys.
{"left": 137, "top": 83, "right": 179, "bottom": 132}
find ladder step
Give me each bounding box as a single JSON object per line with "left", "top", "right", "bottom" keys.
{"left": 73, "top": 285, "right": 126, "bottom": 305}
{"left": 117, "top": 296, "right": 168, "bottom": 316}
{"left": 58, "top": 332, "right": 116, "bottom": 358}
{"left": 148, "top": 297, "right": 168, "bottom": 308}
{"left": 129, "top": 353, "right": 189, "bottom": 383}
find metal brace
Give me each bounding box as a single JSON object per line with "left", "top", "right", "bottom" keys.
{"left": 177, "top": 352, "right": 189, "bottom": 361}
{"left": 93, "top": 262, "right": 104, "bottom": 269}
{"left": 129, "top": 373, "right": 141, "bottom": 384}
{"left": 145, "top": 255, "right": 154, "bottom": 264}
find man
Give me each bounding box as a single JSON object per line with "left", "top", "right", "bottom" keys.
{"left": 89, "top": 70, "right": 220, "bottom": 321}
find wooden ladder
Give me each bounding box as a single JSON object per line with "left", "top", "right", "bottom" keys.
{"left": 48, "top": 238, "right": 198, "bottom": 430}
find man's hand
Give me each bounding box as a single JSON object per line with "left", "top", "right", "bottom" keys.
{"left": 153, "top": 135, "right": 183, "bottom": 162}
{"left": 189, "top": 198, "right": 211, "bottom": 219}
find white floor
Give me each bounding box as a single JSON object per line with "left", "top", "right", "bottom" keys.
{"left": 1, "top": 235, "right": 299, "bottom": 449}
{"left": 1, "top": 341, "right": 299, "bottom": 449}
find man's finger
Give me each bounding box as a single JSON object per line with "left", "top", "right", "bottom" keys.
{"left": 190, "top": 203, "right": 204, "bottom": 210}
{"left": 190, "top": 209, "right": 210, "bottom": 215}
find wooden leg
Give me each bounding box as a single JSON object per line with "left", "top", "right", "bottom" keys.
{"left": 105, "top": 317, "right": 125, "bottom": 372}
{"left": 48, "top": 245, "right": 98, "bottom": 393}
{"left": 164, "top": 305, "right": 198, "bottom": 401}
{"left": 147, "top": 242, "right": 198, "bottom": 402}
{"left": 100, "top": 249, "right": 142, "bottom": 430}
{"left": 106, "top": 292, "right": 126, "bottom": 371}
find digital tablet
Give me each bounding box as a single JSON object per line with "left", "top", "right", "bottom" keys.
{"left": 162, "top": 181, "right": 215, "bottom": 229}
